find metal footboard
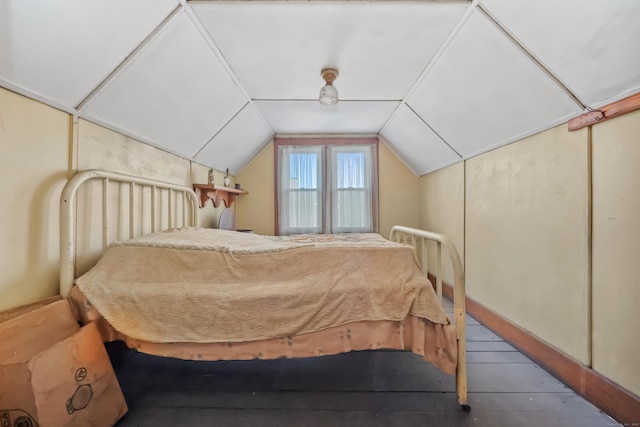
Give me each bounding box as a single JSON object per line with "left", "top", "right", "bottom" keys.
{"left": 390, "top": 225, "right": 469, "bottom": 411}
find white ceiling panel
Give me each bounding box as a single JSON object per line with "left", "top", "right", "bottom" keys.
{"left": 254, "top": 101, "right": 399, "bottom": 135}
{"left": 195, "top": 105, "right": 273, "bottom": 175}
{"left": 0, "top": 0, "right": 178, "bottom": 107}
{"left": 193, "top": 3, "right": 467, "bottom": 101}
{"left": 481, "top": 0, "right": 640, "bottom": 106}
{"left": 81, "top": 11, "right": 248, "bottom": 158}
{"left": 381, "top": 105, "right": 461, "bottom": 175}
{"left": 3, "top": 1, "right": 639, "bottom": 176}
{"left": 407, "top": 10, "right": 581, "bottom": 158}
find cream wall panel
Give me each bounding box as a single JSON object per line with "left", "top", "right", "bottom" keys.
{"left": 378, "top": 141, "right": 419, "bottom": 239}
{"left": 0, "top": 88, "right": 69, "bottom": 310}
{"left": 235, "top": 142, "right": 275, "bottom": 236}
{"left": 419, "top": 162, "right": 465, "bottom": 284}
{"left": 77, "top": 119, "right": 190, "bottom": 183}
{"left": 465, "top": 125, "right": 590, "bottom": 363}
{"left": 75, "top": 119, "right": 191, "bottom": 276}
{"left": 591, "top": 110, "right": 640, "bottom": 395}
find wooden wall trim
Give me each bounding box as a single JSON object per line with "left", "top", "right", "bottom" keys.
{"left": 568, "top": 92, "right": 640, "bottom": 131}
{"left": 0, "top": 295, "right": 63, "bottom": 324}
{"left": 430, "top": 275, "right": 640, "bottom": 424}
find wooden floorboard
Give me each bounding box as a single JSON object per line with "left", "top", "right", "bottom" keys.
{"left": 110, "top": 304, "right": 620, "bottom": 427}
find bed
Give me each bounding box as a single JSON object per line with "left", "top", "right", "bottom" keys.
{"left": 60, "top": 169, "right": 469, "bottom": 411}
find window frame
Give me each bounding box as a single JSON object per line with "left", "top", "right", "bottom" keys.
{"left": 274, "top": 137, "right": 379, "bottom": 236}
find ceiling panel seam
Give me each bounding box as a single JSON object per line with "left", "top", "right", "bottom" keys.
{"left": 477, "top": 4, "right": 587, "bottom": 111}
{"left": 185, "top": 4, "right": 275, "bottom": 135}
{"left": 74, "top": 4, "right": 184, "bottom": 111}
{"left": 76, "top": 113, "right": 197, "bottom": 162}
{"left": 187, "top": 0, "right": 473, "bottom": 3}
{"left": 379, "top": 0, "right": 479, "bottom": 135}
{"left": 404, "top": 103, "right": 463, "bottom": 159}
{"left": 232, "top": 133, "right": 277, "bottom": 176}
{"left": 0, "top": 78, "right": 78, "bottom": 116}
{"left": 458, "top": 111, "right": 578, "bottom": 160}
{"left": 192, "top": 101, "right": 251, "bottom": 159}
{"left": 377, "top": 135, "right": 420, "bottom": 176}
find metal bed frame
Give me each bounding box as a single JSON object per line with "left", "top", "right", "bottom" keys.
{"left": 59, "top": 169, "right": 469, "bottom": 411}
{"left": 59, "top": 169, "right": 200, "bottom": 298}
{"left": 390, "top": 226, "right": 469, "bottom": 410}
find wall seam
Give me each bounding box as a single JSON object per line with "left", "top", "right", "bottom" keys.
{"left": 587, "top": 126, "right": 594, "bottom": 369}
{"left": 463, "top": 160, "right": 467, "bottom": 287}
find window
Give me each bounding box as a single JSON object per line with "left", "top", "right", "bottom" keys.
{"left": 276, "top": 138, "right": 378, "bottom": 235}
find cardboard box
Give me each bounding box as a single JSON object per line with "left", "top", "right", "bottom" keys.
{"left": 0, "top": 300, "right": 127, "bottom": 426}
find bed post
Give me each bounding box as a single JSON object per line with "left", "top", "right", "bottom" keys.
{"left": 390, "top": 226, "right": 469, "bottom": 411}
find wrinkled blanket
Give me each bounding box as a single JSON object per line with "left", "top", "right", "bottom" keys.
{"left": 75, "top": 228, "right": 450, "bottom": 344}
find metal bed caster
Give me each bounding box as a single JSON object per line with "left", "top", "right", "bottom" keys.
{"left": 461, "top": 404, "right": 471, "bottom": 412}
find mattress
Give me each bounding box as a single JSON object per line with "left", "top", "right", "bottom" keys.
{"left": 71, "top": 228, "right": 458, "bottom": 373}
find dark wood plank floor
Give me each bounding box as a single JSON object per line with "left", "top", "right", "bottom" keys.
{"left": 110, "top": 299, "right": 620, "bottom": 426}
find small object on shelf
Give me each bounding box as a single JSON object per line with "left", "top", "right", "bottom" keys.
{"left": 193, "top": 182, "right": 248, "bottom": 209}
{"left": 223, "top": 168, "right": 231, "bottom": 187}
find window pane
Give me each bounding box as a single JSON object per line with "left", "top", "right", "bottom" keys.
{"left": 277, "top": 141, "right": 377, "bottom": 235}
{"left": 330, "top": 146, "right": 375, "bottom": 233}
{"left": 334, "top": 188, "right": 370, "bottom": 232}
{"left": 278, "top": 146, "right": 322, "bottom": 235}
{"left": 288, "top": 189, "right": 319, "bottom": 229}
{"left": 336, "top": 152, "right": 365, "bottom": 189}
{"left": 289, "top": 153, "right": 317, "bottom": 189}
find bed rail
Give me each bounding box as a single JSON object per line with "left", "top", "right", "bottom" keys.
{"left": 390, "top": 225, "right": 469, "bottom": 410}
{"left": 60, "top": 169, "right": 199, "bottom": 298}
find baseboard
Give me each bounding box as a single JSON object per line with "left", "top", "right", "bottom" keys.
{"left": 0, "top": 295, "right": 63, "bottom": 323}
{"left": 430, "top": 275, "right": 640, "bottom": 425}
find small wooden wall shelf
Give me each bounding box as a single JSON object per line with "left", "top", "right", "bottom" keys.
{"left": 192, "top": 184, "right": 248, "bottom": 208}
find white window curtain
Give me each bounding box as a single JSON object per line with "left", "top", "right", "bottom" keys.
{"left": 327, "top": 145, "right": 376, "bottom": 233}
{"left": 277, "top": 142, "right": 378, "bottom": 235}
{"left": 278, "top": 145, "right": 323, "bottom": 235}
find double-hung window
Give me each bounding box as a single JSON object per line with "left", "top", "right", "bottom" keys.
{"left": 276, "top": 138, "right": 378, "bottom": 235}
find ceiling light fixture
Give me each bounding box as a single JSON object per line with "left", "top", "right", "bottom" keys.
{"left": 319, "top": 68, "right": 339, "bottom": 105}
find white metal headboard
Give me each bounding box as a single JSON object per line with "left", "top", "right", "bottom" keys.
{"left": 59, "top": 169, "right": 200, "bottom": 297}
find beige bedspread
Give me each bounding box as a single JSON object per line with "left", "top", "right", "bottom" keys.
{"left": 75, "top": 228, "right": 450, "bottom": 344}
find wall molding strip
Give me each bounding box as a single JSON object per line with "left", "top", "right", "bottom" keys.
{"left": 569, "top": 92, "right": 640, "bottom": 131}
{"left": 429, "top": 274, "right": 640, "bottom": 425}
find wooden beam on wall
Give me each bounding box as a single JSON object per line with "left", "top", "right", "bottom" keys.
{"left": 569, "top": 92, "right": 640, "bottom": 131}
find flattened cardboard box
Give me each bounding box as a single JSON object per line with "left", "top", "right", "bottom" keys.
{"left": 0, "top": 300, "right": 127, "bottom": 426}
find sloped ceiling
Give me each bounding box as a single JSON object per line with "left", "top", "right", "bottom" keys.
{"left": 1, "top": 0, "right": 639, "bottom": 176}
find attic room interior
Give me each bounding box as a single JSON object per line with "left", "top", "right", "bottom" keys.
{"left": 1, "top": 0, "right": 639, "bottom": 425}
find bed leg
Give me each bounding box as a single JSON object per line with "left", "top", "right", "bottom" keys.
{"left": 456, "top": 327, "right": 470, "bottom": 412}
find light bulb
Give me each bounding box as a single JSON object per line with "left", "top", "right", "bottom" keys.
{"left": 319, "top": 84, "right": 338, "bottom": 105}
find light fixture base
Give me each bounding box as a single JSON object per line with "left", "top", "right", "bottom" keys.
{"left": 321, "top": 68, "right": 339, "bottom": 85}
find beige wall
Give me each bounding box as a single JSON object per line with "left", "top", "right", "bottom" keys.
{"left": 418, "top": 162, "right": 465, "bottom": 284}
{"left": 235, "top": 141, "right": 275, "bottom": 235}
{"left": 234, "top": 139, "right": 419, "bottom": 237}
{"left": 465, "top": 125, "right": 591, "bottom": 364}
{"left": 0, "top": 89, "right": 231, "bottom": 310}
{"left": 591, "top": 109, "right": 640, "bottom": 395}
{"left": 74, "top": 120, "right": 193, "bottom": 275}
{"left": 0, "top": 88, "right": 69, "bottom": 311}
{"left": 420, "top": 119, "right": 640, "bottom": 395}
{"left": 378, "top": 140, "right": 419, "bottom": 238}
